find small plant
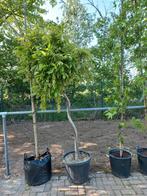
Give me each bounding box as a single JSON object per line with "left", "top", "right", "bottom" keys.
{"left": 105, "top": 108, "right": 126, "bottom": 157}
{"left": 131, "top": 117, "right": 145, "bottom": 132}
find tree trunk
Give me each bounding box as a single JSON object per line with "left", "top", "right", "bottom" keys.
{"left": 144, "top": 81, "right": 147, "bottom": 129}
{"left": 0, "top": 88, "right": 4, "bottom": 112}
{"left": 64, "top": 94, "right": 79, "bottom": 160}
{"left": 23, "top": 0, "right": 39, "bottom": 159}
{"left": 30, "top": 82, "right": 39, "bottom": 158}
{"left": 119, "top": 0, "right": 125, "bottom": 157}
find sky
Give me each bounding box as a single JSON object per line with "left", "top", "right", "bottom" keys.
{"left": 42, "top": 1, "right": 137, "bottom": 77}
{"left": 42, "top": 0, "right": 115, "bottom": 22}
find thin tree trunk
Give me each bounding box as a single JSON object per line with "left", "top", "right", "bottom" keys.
{"left": 64, "top": 94, "right": 79, "bottom": 160}
{"left": 30, "top": 82, "right": 39, "bottom": 158}
{"left": 0, "top": 88, "right": 4, "bottom": 112}
{"left": 87, "top": 0, "right": 104, "bottom": 19}
{"left": 119, "top": 0, "right": 125, "bottom": 157}
{"left": 144, "top": 81, "right": 147, "bottom": 129}
{"left": 23, "top": 0, "right": 39, "bottom": 158}
{"left": 119, "top": 36, "right": 124, "bottom": 158}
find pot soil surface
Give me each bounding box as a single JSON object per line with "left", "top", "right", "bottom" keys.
{"left": 111, "top": 151, "right": 130, "bottom": 158}
{"left": 0, "top": 120, "right": 146, "bottom": 178}
{"left": 64, "top": 151, "right": 90, "bottom": 164}
{"left": 138, "top": 149, "right": 147, "bottom": 157}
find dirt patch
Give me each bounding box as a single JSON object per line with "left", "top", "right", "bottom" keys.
{"left": 0, "top": 120, "right": 146, "bottom": 178}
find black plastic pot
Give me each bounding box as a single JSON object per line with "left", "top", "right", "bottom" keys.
{"left": 137, "top": 147, "right": 147, "bottom": 175}
{"left": 24, "top": 150, "right": 52, "bottom": 186}
{"left": 109, "top": 148, "right": 132, "bottom": 178}
{"left": 63, "top": 150, "right": 91, "bottom": 184}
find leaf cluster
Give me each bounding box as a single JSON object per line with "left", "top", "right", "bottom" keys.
{"left": 16, "top": 22, "right": 91, "bottom": 110}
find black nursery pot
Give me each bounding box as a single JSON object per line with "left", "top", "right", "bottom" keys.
{"left": 109, "top": 148, "right": 132, "bottom": 178}
{"left": 137, "top": 147, "right": 147, "bottom": 175}
{"left": 24, "top": 151, "right": 52, "bottom": 186}
{"left": 63, "top": 150, "right": 91, "bottom": 185}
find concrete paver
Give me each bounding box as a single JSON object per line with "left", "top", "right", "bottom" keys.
{"left": 0, "top": 172, "right": 146, "bottom": 196}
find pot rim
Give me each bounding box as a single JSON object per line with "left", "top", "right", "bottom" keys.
{"left": 137, "top": 147, "right": 147, "bottom": 158}
{"left": 109, "top": 148, "right": 132, "bottom": 160}
{"left": 63, "top": 150, "right": 91, "bottom": 165}
{"left": 24, "top": 151, "right": 51, "bottom": 162}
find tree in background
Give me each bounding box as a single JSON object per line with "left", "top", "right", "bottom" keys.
{"left": 61, "top": 0, "right": 94, "bottom": 47}
{"left": 0, "top": 0, "right": 58, "bottom": 112}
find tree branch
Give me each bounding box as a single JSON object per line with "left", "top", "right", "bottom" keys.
{"left": 87, "top": 0, "right": 104, "bottom": 19}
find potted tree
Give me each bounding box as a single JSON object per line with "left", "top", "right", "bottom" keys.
{"left": 63, "top": 94, "right": 91, "bottom": 184}
{"left": 136, "top": 81, "right": 147, "bottom": 174}
{"left": 104, "top": 0, "right": 132, "bottom": 178}
{"left": 105, "top": 104, "right": 132, "bottom": 178}
{"left": 16, "top": 22, "right": 92, "bottom": 185}
{"left": 129, "top": 0, "right": 147, "bottom": 175}
{"left": 131, "top": 80, "right": 147, "bottom": 175}
{"left": 16, "top": 24, "right": 53, "bottom": 186}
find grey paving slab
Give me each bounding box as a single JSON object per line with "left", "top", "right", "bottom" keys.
{"left": 0, "top": 172, "right": 147, "bottom": 196}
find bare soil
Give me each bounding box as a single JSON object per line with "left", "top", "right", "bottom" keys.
{"left": 0, "top": 120, "right": 147, "bottom": 178}
{"left": 110, "top": 150, "right": 131, "bottom": 158}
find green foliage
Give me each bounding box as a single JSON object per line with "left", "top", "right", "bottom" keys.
{"left": 104, "top": 108, "right": 117, "bottom": 120}
{"left": 0, "top": 0, "right": 146, "bottom": 126}
{"left": 62, "top": 0, "right": 94, "bottom": 47}
{"left": 131, "top": 117, "right": 145, "bottom": 132}
{"left": 118, "top": 122, "right": 125, "bottom": 129}
{"left": 16, "top": 22, "right": 91, "bottom": 110}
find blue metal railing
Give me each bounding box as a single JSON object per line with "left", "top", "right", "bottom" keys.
{"left": 0, "top": 105, "right": 145, "bottom": 176}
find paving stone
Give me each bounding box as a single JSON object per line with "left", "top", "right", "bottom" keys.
{"left": 49, "top": 187, "right": 58, "bottom": 196}
{"left": 30, "top": 184, "right": 45, "bottom": 193}
{"left": 64, "top": 179, "right": 71, "bottom": 186}
{"left": 132, "top": 188, "right": 144, "bottom": 195}
{"left": 111, "top": 185, "right": 125, "bottom": 190}
{"left": 59, "top": 176, "right": 67, "bottom": 180}
{"left": 0, "top": 172, "right": 147, "bottom": 196}
{"left": 36, "top": 192, "right": 49, "bottom": 196}
{"left": 142, "top": 189, "right": 147, "bottom": 195}
{"left": 78, "top": 187, "right": 86, "bottom": 195}
{"left": 44, "top": 182, "right": 52, "bottom": 192}
{"left": 29, "top": 193, "right": 37, "bottom": 196}
{"left": 51, "top": 176, "right": 59, "bottom": 180}
{"left": 22, "top": 190, "right": 30, "bottom": 196}
{"left": 90, "top": 176, "right": 97, "bottom": 187}
{"left": 121, "top": 189, "right": 136, "bottom": 195}
{"left": 113, "top": 190, "right": 122, "bottom": 196}
{"left": 58, "top": 192, "right": 65, "bottom": 196}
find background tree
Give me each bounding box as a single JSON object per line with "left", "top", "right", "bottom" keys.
{"left": 61, "top": 0, "right": 94, "bottom": 47}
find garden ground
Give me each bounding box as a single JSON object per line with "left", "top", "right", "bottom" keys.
{"left": 0, "top": 120, "right": 147, "bottom": 178}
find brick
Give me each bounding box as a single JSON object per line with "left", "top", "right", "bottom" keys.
{"left": 121, "top": 189, "right": 136, "bottom": 195}
{"left": 44, "top": 182, "right": 52, "bottom": 192}
{"left": 113, "top": 190, "right": 122, "bottom": 196}
{"left": 36, "top": 193, "right": 49, "bottom": 196}
{"left": 22, "top": 191, "right": 30, "bottom": 196}
{"left": 30, "top": 184, "right": 45, "bottom": 193}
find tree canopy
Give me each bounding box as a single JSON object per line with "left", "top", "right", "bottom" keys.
{"left": 16, "top": 22, "right": 91, "bottom": 110}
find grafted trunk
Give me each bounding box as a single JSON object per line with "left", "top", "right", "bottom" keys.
{"left": 30, "top": 82, "right": 39, "bottom": 158}
{"left": 64, "top": 94, "right": 79, "bottom": 160}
